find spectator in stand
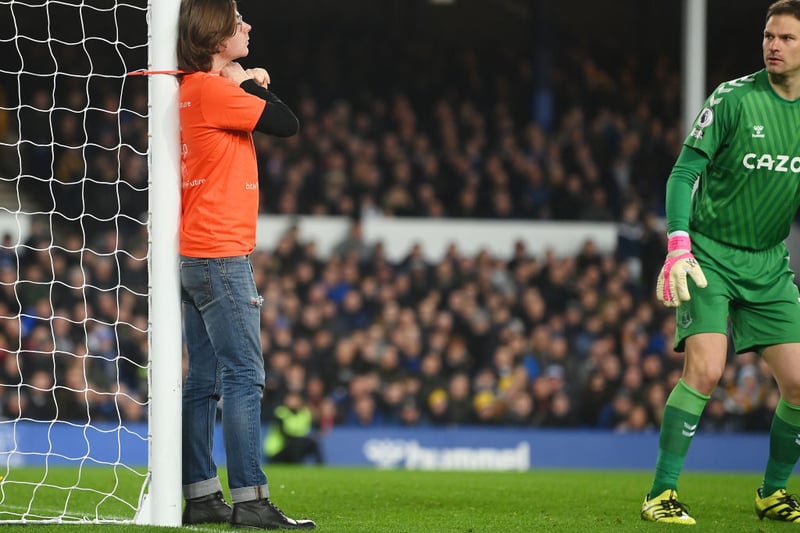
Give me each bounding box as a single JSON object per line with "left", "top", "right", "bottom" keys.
{"left": 504, "top": 391, "right": 536, "bottom": 426}
{"left": 446, "top": 372, "right": 476, "bottom": 424}
{"left": 343, "top": 391, "right": 383, "bottom": 427}
{"left": 331, "top": 219, "right": 371, "bottom": 264}
{"left": 616, "top": 402, "right": 653, "bottom": 433}
{"left": 539, "top": 390, "right": 576, "bottom": 427}
{"left": 23, "top": 370, "right": 57, "bottom": 421}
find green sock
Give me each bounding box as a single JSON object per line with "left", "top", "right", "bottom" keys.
{"left": 649, "top": 379, "right": 709, "bottom": 497}
{"left": 761, "top": 398, "right": 800, "bottom": 497}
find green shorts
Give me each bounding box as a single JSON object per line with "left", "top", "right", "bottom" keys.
{"left": 674, "top": 231, "right": 800, "bottom": 354}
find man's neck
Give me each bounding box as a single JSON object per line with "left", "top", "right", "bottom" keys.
{"left": 768, "top": 72, "right": 800, "bottom": 101}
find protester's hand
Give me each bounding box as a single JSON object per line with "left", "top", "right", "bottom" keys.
{"left": 245, "top": 68, "right": 270, "bottom": 88}
{"left": 220, "top": 61, "right": 249, "bottom": 85}
{"left": 656, "top": 234, "right": 708, "bottom": 307}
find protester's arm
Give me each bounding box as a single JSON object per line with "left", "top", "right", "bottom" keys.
{"left": 239, "top": 79, "right": 299, "bottom": 137}
{"left": 219, "top": 61, "right": 299, "bottom": 137}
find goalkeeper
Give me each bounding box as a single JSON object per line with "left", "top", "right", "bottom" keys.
{"left": 641, "top": 0, "right": 800, "bottom": 525}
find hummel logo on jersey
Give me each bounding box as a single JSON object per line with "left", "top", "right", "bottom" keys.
{"left": 752, "top": 125, "right": 765, "bottom": 138}
{"left": 682, "top": 422, "right": 697, "bottom": 438}
{"left": 794, "top": 433, "right": 800, "bottom": 446}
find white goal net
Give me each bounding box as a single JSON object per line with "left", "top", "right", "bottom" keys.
{"left": 0, "top": 0, "right": 181, "bottom": 525}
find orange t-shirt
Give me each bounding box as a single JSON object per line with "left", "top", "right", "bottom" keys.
{"left": 178, "top": 71, "right": 267, "bottom": 257}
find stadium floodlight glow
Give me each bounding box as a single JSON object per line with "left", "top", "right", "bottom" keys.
{"left": 0, "top": 0, "right": 182, "bottom": 525}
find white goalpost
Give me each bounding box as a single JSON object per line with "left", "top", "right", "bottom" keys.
{"left": 140, "top": 0, "right": 182, "bottom": 526}
{"left": 0, "top": 0, "right": 181, "bottom": 526}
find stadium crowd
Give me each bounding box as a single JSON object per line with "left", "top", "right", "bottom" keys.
{"left": 0, "top": 213, "right": 778, "bottom": 436}
{"left": 0, "top": 24, "right": 783, "bottom": 439}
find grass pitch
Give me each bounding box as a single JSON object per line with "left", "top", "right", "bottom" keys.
{"left": 0, "top": 465, "right": 792, "bottom": 532}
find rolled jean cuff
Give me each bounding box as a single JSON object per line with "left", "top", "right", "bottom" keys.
{"left": 230, "top": 484, "right": 270, "bottom": 504}
{"left": 183, "top": 476, "right": 223, "bottom": 499}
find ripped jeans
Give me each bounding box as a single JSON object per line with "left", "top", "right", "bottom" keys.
{"left": 180, "top": 255, "right": 269, "bottom": 502}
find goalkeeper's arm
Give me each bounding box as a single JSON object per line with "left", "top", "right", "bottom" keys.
{"left": 657, "top": 146, "right": 709, "bottom": 307}
{"left": 664, "top": 145, "right": 708, "bottom": 235}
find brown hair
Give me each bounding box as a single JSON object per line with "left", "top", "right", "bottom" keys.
{"left": 177, "top": 0, "right": 238, "bottom": 73}
{"left": 767, "top": 0, "right": 800, "bottom": 22}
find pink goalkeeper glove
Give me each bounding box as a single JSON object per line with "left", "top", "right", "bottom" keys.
{"left": 656, "top": 234, "right": 708, "bottom": 308}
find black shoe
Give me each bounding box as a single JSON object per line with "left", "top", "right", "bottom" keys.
{"left": 231, "top": 498, "right": 316, "bottom": 530}
{"left": 182, "top": 491, "right": 232, "bottom": 525}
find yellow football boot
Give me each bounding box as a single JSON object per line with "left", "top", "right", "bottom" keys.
{"left": 755, "top": 488, "right": 800, "bottom": 522}
{"left": 641, "top": 489, "right": 696, "bottom": 525}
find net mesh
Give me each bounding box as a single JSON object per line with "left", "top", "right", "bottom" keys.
{"left": 0, "top": 0, "right": 150, "bottom": 523}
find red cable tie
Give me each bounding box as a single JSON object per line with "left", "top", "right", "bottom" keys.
{"left": 127, "top": 69, "right": 185, "bottom": 76}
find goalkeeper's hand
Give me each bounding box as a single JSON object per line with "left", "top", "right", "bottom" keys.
{"left": 656, "top": 234, "right": 708, "bottom": 307}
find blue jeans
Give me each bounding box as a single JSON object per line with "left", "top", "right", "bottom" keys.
{"left": 180, "top": 255, "right": 269, "bottom": 503}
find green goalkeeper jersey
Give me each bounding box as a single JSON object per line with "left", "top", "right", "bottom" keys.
{"left": 683, "top": 68, "right": 800, "bottom": 250}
